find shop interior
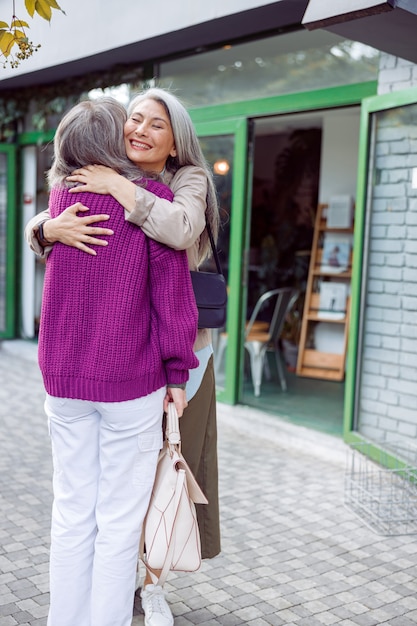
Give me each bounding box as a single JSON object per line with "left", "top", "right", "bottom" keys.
{"left": 230, "top": 106, "right": 361, "bottom": 436}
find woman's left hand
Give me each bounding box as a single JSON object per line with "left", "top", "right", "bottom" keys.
{"left": 67, "top": 164, "right": 121, "bottom": 195}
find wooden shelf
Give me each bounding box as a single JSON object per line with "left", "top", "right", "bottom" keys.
{"left": 305, "top": 293, "right": 347, "bottom": 323}
{"left": 306, "top": 313, "right": 347, "bottom": 324}
{"left": 312, "top": 269, "right": 351, "bottom": 279}
{"left": 316, "top": 220, "right": 352, "bottom": 234}
{"left": 296, "top": 203, "right": 353, "bottom": 382}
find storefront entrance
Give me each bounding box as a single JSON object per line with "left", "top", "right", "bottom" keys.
{"left": 243, "top": 110, "right": 347, "bottom": 436}
{"left": 191, "top": 82, "right": 376, "bottom": 435}
{"left": 4, "top": 82, "right": 377, "bottom": 437}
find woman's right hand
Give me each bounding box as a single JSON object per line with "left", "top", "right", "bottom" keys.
{"left": 43, "top": 203, "right": 114, "bottom": 256}
{"left": 164, "top": 387, "right": 188, "bottom": 417}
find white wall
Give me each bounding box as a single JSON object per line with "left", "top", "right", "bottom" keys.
{"left": 378, "top": 53, "right": 417, "bottom": 94}
{"left": 1, "top": 0, "right": 279, "bottom": 80}
{"left": 318, "top": 109, "right": 361, "bottom": 203}
{"left": 252, "top": 107, "right": 361, "bottom": 207}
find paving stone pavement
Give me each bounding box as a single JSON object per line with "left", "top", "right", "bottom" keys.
{"left": 1, "top": 340, "right": 417, "bottom": 626}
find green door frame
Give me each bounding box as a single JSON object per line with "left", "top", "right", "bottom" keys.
{"left": 0, "top": 144, "right": 17, "bottom": 339}
{"left": 192, "top": 118, "right": 250, "bottom": 404}
{"left": 190, "top": 80, "right": 377, "bottom": 406}
{"left": 15, "top": 131, "right": 55, "bottom": 339}
{"left": 344, "top": 85, "right": 417, "bottom": 448}
{"left": 190, "top": 81, "right": 377, "bottom": 124}
{"left": 17, "top": 131, "right": 55, "bottom": 146}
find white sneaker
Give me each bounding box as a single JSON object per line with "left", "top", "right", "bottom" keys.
{"left": 140, "top": 583, "right": 174, "bottom": 626}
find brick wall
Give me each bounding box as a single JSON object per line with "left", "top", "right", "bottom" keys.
{"left": 378, "top": 53, "right": 417, "bottom": 94}
{"left": 357, "top": 54, "right": 417, "bottom": 442}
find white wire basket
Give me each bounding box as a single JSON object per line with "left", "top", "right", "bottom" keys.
{"left": 345, "top": 439, "right": 417, "bottom": 536}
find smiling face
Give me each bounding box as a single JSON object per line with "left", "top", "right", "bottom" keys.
{"left": 124, "top": 98, "right": 177, "bottom": 174}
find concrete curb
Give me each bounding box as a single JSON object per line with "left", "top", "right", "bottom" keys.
{"left": 217, "top": 401, "right": 348, "bottom": 467}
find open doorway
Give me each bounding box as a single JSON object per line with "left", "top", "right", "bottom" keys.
{"left": 241, "top": 107, "right": 361, "bottom": 436}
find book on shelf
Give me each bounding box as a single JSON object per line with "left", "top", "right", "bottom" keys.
{"left": 318, "top": 282, "right": 348, "bottom": 320}
{"left": 320, "top": 232, "right": 352, "bottom": 273}
{"left": 327, "top": 195, "right": 354, "bottom": 229}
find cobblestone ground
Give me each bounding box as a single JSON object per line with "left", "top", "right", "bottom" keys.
{"left": 1, "top": 342, "right": 417, "bottom": 625}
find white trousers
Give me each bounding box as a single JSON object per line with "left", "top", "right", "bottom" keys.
{"left": 44, "top": 389, "right": 165, "bottom": 626}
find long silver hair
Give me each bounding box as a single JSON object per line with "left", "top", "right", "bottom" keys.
{"left": 48, "top": 97, "right": 144, "bottom": 189}
{"left": 128, "top": 87, "right": 220, "bottom": 260}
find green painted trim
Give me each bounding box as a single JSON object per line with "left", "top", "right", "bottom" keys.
{"left": 344, "top": 432, "right": 416, "bottom": 482}
{"left": 343, "top": 103, "right": 371, "bottom": 440}
{"left": 0, "top": 145, "right": 17, "bottom": 339}
{"left": 194, "top": 117, "right": 248, "bottom": 405}
{"left": 225, "top": 118, "right": 249, "bottom": 403}
{"left": 360, "top": 85, "right": 417, "bottom": 114}
{"left": 238, "top": 121, "right": 255, "bottom": 401}
{"left": 344, "top": 430, "right": 365, "bottom": 447}
{"left": 192, "top": 119, "right": 244, "bottom": 138}
{"left": 190, "top": 81, "right": 377, "bottom": 123}
{"left": 18, "top": 130, "right": 55, "bottom": 146}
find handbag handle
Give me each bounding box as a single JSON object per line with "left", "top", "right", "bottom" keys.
{"left": 166, "top": 402, "right": 181, "bottom": 446}
{"left": 205, "top": 221, "right": 223, "bottom": 276}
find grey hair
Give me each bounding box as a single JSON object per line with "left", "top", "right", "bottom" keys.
{"left": 48, "top": 97, "right": 144, "bottom": 189}
{"left": 128, "top": 87, "right": 220, "bottom": 261}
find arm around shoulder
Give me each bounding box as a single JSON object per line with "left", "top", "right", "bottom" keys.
{"left": 127, "top": 166, "right": 207, "bottom": 251}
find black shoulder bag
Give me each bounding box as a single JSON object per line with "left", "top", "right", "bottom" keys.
{"left": 190, "top": 223, "right": 228, "bottom": 329}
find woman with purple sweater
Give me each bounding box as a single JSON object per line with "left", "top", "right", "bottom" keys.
{"left": 38, "top": 97, "right": 198, "bottom": 626}
{"left": 26, "top": 87, "right": 222, "bottom": 626}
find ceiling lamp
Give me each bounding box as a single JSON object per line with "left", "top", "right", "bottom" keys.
{"left": 213, "top": 159, "right": 230, "bottom": 175}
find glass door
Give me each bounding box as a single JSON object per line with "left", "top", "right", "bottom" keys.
{"left": 0, "top": 145, "right": 17, "bottom": 339}
{"left": 193, "top": 117, "right": 251, "bottom": 404}
{"left": 345, "top": 86, "right": 417, "bottom": 444}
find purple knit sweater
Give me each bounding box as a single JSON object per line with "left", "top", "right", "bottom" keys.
{"left": 38, "top": 179, "right": 199, "bottom": 402}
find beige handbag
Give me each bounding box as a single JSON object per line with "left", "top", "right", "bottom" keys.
{"left": 140, "top": 402, "right": 208, "bottom": 586}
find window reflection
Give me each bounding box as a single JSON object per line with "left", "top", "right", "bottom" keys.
{"left": 198, "top": 135, "right": 233, "bottom": 282}
{"left": 159, "top": 30, "right": 379, "bottom": 106}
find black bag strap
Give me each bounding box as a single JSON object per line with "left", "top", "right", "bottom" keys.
{"left": 206, "top": 221, "right": 223, "bottom": 276}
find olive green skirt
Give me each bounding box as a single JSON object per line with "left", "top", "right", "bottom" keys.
{"left": 179, "top": 355, "right": 221, "bottom": 559}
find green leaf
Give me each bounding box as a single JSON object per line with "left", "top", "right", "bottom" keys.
{"left": 0, "top": 32, "right": 15, "bottom": 56}
{"left": 0, "top": 30, "right": 11, "bottom": 42}
{"left": 25, "top": 0, "right": 36, "bottom": 18}
{"left": 47, "top": 0, "right": 63, "bottom": 9}
{"left": 35, "top": 0, "right": 52, "bottom": 21}
{"left": 11, "top": 20, "right": 30, "bottom": 28}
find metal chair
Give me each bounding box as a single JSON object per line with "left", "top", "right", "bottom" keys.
{"left": 215, "top": 287, "right": 299, "bottom": 396}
